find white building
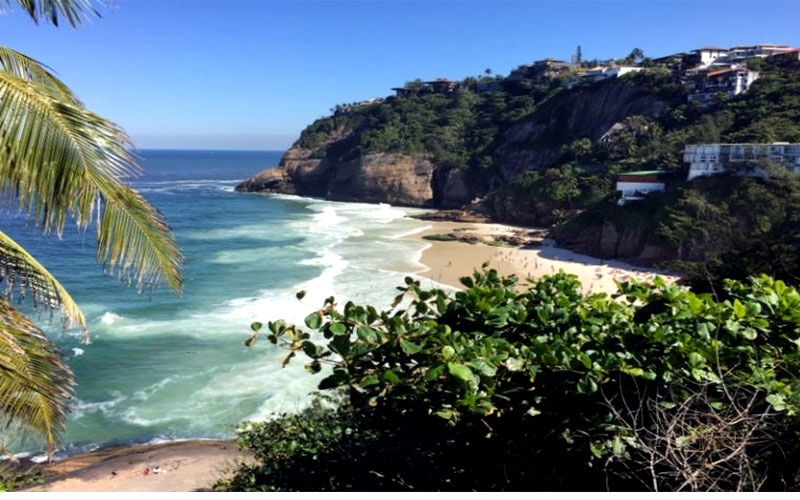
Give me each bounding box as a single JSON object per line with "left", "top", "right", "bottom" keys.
{"left": 691, "top": 46, "right": 728, "bottom": 66}
{"left": 568, "top": 66, "right": 643, "bottom": 88}
{"left": 685, "top": 143, "right": 800, "bottom": 180}
{"left": 727, "top": 44, "right": 794, "bottom": 60}
{"left": 684, "top": 67, "right": 759, "bottom": 104}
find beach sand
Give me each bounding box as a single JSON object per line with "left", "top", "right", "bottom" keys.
{"left": 17, "top": 440, "right": 253, "bottom": 492}
{"left": 412, "top": 220, "right": 680, "bottom": 294}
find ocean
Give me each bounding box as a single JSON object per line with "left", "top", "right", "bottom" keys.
{"left": 5, "top": 150, "right": 435, "bottom": 458}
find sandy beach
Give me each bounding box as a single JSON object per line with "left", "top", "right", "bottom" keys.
{"left": 412, "top": 220, "right": 680, "bottom": 294}
{"left": 17, "top": 440, "right": 253, "bottom": 492}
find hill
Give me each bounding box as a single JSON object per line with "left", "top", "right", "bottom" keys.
{"left": 237, "top": 54, "right": 800, "bottom": 286}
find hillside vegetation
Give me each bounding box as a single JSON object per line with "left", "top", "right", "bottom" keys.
{"left": 280, "top": 56, "right": 800, "bottom": 288}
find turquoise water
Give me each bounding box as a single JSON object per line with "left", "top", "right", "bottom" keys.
{"left": 4, "top": 150, "right": 434, "bottom": 458}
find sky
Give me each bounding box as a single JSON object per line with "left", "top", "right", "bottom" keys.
{"left": 2, "top": 0, "right": 799, "bottom": 151}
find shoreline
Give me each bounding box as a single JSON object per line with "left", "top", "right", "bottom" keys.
{"left": 17, "top": 439, "right": 253, "bottom": 492}
{"left": 410, "top": 219, "right": 680, "bottom": 293}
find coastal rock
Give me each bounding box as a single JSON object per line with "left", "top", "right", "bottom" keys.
{"left": 326, "top": 153, "right": 434, "bottom": 206}
{"left": 552, "top": 216, "right": 675, "bottom": 265}
{"left": 236, "top": 148, "right": 476, "bottom": 208}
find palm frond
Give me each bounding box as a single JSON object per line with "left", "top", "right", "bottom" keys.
{"left": 0, "top": 230, "right": 85, "bottom": 333}
{"left": 0, "top": 46, "right": 79, "bottom": 103}
{"left": 0, "top": 300, "right": 74, "bottom": 457}
{"left": 0, "top": 59, "right": 183, "bottom": 295}
{"left": 95, "top": 183, "right": 183, "bottom": 294}
{"left": 1, "top": 0, "right": 98, "bottom": 27}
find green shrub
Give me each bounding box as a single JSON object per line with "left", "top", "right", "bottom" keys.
{"left": 225, "top": 269, "right": 800, "bottom": 491}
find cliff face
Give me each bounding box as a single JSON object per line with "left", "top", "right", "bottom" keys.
{"left": 236, "top": 149, "right": 456, "bottom": 207}
{"left": 552, "top": 218, "right": 676, "bottom": 265}
{"left": 495, "top": 79, "right": 671, "bottom": 181}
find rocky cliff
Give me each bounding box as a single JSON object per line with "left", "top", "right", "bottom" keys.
{"left": 494, "top": 78, "right": 673, "bottom": 181}
{"left": 236, "top": 148, "right": 459, "bottom": 207}
{"left": 237, "top": 75, "right": 674, "bottom": 213}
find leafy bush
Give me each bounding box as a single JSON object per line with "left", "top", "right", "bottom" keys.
{"left": 223, "top": 269, "right": 800, "bottom": 491}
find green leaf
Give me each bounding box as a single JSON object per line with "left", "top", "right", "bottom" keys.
{"left": 356, "top": 325, "right": 377, "bottom": 343}
{"left": 304, "top": 312, "right": 322, "bottom": 330}
{"left": 331, "top": 334, "right": 350, "bottom": 356}
{"left": 295, "top": 290, "right": 307, "bottom": 301}
{"left": 302, "top": 340, "right": 319, "bottom": 359}
{"left": 360, "top": 375, "right": 380, "bottom": 387}
{"left": 441, "top": 345, "right": 456, "bottom": 361}
{"left": 425, "top": 364, "right": 446, "bottom": 381}
{"left": 741, "top": 327, "right": 757, "bottom": 340}
{"left": 766, "top": 393, "right": 787, "bottom": 412}
{"left": 250, "top": 322, "right": 263, "bottom": 332}
{"left": 400, "top": 340, "right": 422, "bottom": 355}
{"left": 688, "top": 352, "right": 704, "bottom": 367}
{"left": 383, "top": 370, "right": 400, "bottom": 384}
{"left": 506, "top": 357, "right": 524, "bottom": 372}
{"left": 733, "top": 299, "right": 746, "bottom": 318}
{"left": 319, "top": 369, "right": 349, "bottom": 390}
{"left": 447, "top": 363, "right": 475, "bottom": 383}
{"left": 459, "top": 276, "right": 474, "bottom": 288}
{"left": 328, "top": 321, "right": 346, "bottom": 336}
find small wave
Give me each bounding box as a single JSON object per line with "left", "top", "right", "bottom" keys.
{"left": 70, "top": 391, "right": 128, "bottom": 420}
{"left": 132, "top": 377, "right": 174, "bottom": 402}
{"left": 71, "top": 347, "right": 85, "bottom": 357}
{"left": 101, "top": 312, "right": 124, "bottom": 325}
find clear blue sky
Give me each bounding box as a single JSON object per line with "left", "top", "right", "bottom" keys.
{"left": 2, "top": 0, "right": 799, "bottom": 150}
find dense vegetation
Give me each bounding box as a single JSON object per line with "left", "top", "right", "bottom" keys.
{"left": 219, "top": 269, "right": 800, "bottom": 491}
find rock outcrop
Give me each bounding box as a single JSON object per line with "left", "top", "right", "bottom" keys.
{"left": 236, "top": 150, "right": 445, "bottom": 207}
{"left": 551, "top": 216, "right": 676, "bottom": 265}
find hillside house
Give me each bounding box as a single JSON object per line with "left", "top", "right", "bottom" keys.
{"left": 770, "top": 48, "right": 800, "bottom": 62}
{"left": 691, "top": 46, "right": 728, "bottom": 66}
{"left": 567, "top": 65, "right": 642, "bottom": 88}
{"left": 684, "top": 143, "right": 800, "bottom": 180}
{"left": 425, "top": 78, "right": 461, "bottom": 94}
{"left": 684, "top": 66, "right": 759, "bottom": 104}
{"left": 727, "top": 44, "right": 794, "bottom": 60}
{"left": 616, "top": 170, "right": 676, "bottom": 205}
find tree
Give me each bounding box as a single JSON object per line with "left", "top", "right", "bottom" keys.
{"left": 624, "top": 47, "right": 645, "bottom": 65}
{"left": 0, "top": 1, "right": 183, "bottom": 456}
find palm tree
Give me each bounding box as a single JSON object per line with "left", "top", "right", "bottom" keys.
{"left": 0, "top": 1, "right": 183, "bottom": 456}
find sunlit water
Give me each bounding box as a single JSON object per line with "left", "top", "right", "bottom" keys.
{"left": 3, "top": 150, "right": 434, "bottom": 458}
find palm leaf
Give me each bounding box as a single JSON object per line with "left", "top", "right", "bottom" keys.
{"left": 0, "top": 55, "right": 183, "bottom": 295}
{"left": 1, "top": 0, "right": 98, "bottom": 27}
{"left": 0, "top": 46, "right": 79, "bottom": 102}
{"left": 0, "top": 299, "right": 74, "bottom": 457}
{"left": 0, "top": 230, "right": 85, "bottom": 332}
